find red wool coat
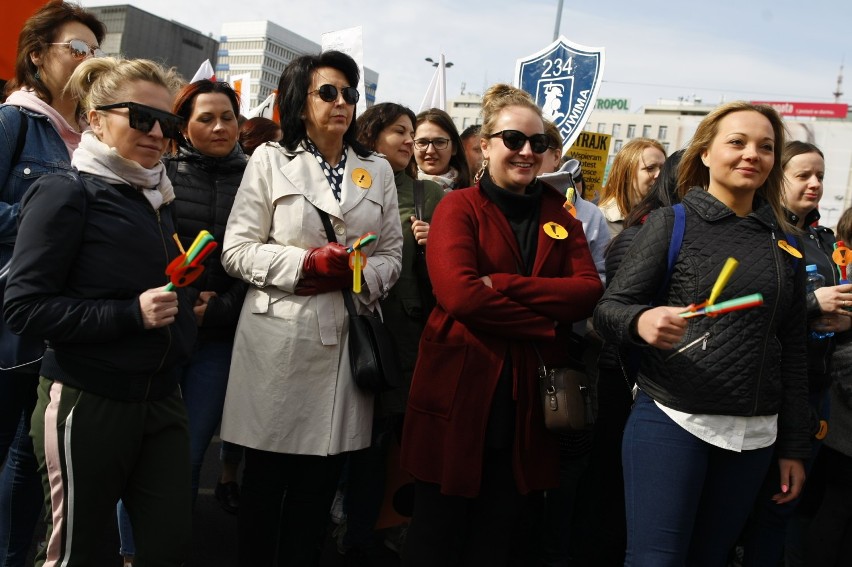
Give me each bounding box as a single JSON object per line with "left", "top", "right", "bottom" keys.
{"left": 400, "top": 182, "right": 603, "bottom": 498}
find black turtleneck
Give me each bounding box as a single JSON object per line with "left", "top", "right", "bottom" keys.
{"left": 479, "top": 171, "right": 543, "bottom": 275}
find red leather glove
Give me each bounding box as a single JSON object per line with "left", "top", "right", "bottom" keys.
{"left": 302, "top": 243, "right": 351, "bottom": 278}
{"left": 294, "top": 274, "right": 351, "bottom": 296}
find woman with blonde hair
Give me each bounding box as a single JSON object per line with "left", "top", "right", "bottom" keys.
{"left": 598, "top": 137, "right": 665, "bottom": 237}
{"left": 401, "top": 84, "right": 602, "bottom": 566}
{"left": 594, "top": 101, "right": 811, "bottom": 565}
{"left": 4, "top": 56, "right": 194, "bottom": 566}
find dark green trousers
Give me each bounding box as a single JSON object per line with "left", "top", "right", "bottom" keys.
{"left": 30, "top": 377, "right": 191, "bottom": 567}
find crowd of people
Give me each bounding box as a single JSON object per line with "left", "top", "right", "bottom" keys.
{"left": 2, "top": 2, "right": 852, "bottom": 567}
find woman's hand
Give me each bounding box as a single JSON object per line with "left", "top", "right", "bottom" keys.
{"left": 773, "top": 458, "right": 806, "bottom": 504}
{"left": 139, "top": 286, "right": 179, "bottom": 329}
{"left": 410, "top": 216, "right": 430, "bottom": 246}
{"left": 809, "top": 313, "right": 852, "bottom": 334}
{"left": 302, "top": 243, "right": 350, "bottom": 278}
{"left": 193, "top": 291, "right": 218, "bottom": 326}
{"left": 635, "top": 306, "right": 688, "bottom": 349}
{"left": 814, "top": 283, "right": 852, "bottom": 315}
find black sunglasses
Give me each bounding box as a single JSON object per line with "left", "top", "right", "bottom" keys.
{"left": 95, "top": 102, "right": 185, "bottom": 140}
{"left": 488, "top": 130, "right": 551, "bottom": 154}
{"left": 308, "top": 84, "right": 360, "bottom": 105}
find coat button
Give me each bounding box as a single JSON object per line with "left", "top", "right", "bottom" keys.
{"left": 23, "top": 167, "right": 31, "bottom": 175}
{"left": 334, "top": 224, "right": 345, "bottom": 235}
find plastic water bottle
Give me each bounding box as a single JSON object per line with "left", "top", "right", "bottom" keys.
{"left": 806, "top": 264, "right": 834, "bottom": 339}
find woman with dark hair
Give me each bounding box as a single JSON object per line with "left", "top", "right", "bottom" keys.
{"left": 330, "top": 103, "right": 444, "bottom": 559}
{"left": 740, "top": 141, "right": 852, "bottom": 566}
{"left": 0, "top": 2, "right": 105, "bottom": 565}
{"left": 219, "top": 50, "right": 403, "bottom": 566}
{"left": 4, "top": 55, "right": 193, "bottom": 567}
{"left": 414, "top": 107, "right": 470, "bottom": 191}
{"left": 239, "top": 116, "right": 282, "bottom": 156}
{"left": 400, "top": 84, "right": 602, "bottom": 566}
{"left": 594, "top": 102, "right": 811, "bottom": 565}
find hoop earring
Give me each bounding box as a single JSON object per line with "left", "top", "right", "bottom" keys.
{"left": 474, "top": 159, "right": 488, "bottom": 183}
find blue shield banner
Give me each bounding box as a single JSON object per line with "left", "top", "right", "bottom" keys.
{"left": 515, "top": 36, "right": 605, "bottom": 152}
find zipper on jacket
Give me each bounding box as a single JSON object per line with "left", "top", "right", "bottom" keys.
{"left": 665, "top": 331, "right": 711, "bottom": 361}
{"left": 754, "top": 232, "right": 783, "bottom": 414}
{"left": 146, "top": 206, "right": 173, "bottom": 399}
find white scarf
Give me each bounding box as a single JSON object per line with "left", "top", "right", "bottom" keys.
{"left": 71, "top": 131, "right": 174, "bottom": 210}
{"left": 418, "top": 166, "right": 459, "bottom": 193}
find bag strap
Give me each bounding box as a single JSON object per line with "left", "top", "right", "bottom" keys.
{"left": 312, "top": 204, "right": 359, "bottom": 318}
{"left": 655, "top": 202, "right": 685, "bottom": 305}
{"left": 413, "top": 179, "right": 425, "bottom": 221}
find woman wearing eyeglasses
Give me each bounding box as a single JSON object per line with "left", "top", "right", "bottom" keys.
{"left": 597, "top": 137, "right": 665, "bottom": 238}
{"left": 400, "top": 84, "right": 602, "bottom": 566}
{"left": 0, "top": 3, "right": 105, "bottom": 565}
{"left": 219, "top": 50, "right": 402, "bottom": 566}
{"left": 414, "top": 107, "right": 471, "bottom": 192}
{"left": 3, "top": 57, "right": 195, "bottom": 566}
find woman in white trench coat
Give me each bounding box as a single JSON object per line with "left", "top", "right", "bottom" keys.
{"left": 219, "top": 50, "right": 403, "bottom": 566}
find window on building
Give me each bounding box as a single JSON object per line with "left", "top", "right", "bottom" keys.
{"left": 663, "top": 142, "right": 670, "bottom": 153}
{"left": 613, "top": 139, "right": 623, "bottom": 153}
{"left": 659, "top": 125, "right": 668, "bottom": 140}
{"left": 642, "top": 125, "right": 652, "bottom": 138}
{"left": 626, "top": 124, "right": 636, "bottom": 138}
{"left": 597, "top": 122, "right": 606, "bottom": 134}
{"left": 612, "top": 124, "right": 621, "bottom": 138}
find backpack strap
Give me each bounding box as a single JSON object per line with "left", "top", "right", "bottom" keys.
{"left": 653, "top": 203, "right": 685, "bottom": 306}
{"left": 782, "top": 230, "right": 800, "bottom": 272}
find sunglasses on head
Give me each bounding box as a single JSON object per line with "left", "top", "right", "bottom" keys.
{"left": 50, "top": 39, "right": 104, "bottom": 60}
{"left": 308, "top": 84, "right": 360, "bottom": 105}
{"left": 95, "top": 102, "right": 185, "bottom": 140}
{"left": 488, "top": 130, "right": 551, "bottom": 154}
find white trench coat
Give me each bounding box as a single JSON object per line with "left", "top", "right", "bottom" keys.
{"left": 220, "top": 141, "right": 403, "bottom": 455}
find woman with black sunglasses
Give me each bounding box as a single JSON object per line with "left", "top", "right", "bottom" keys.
{"left": 0, "top": 3, "right": 105, "bottom": 565}
{"left": 219, "top": 50, "right": 402, "bottom": 565}
{"left": 3, "top": 57, "right": 196, "bottom": 566}
{"left": 399, "top": 84, "right": 603, "bottom": 566}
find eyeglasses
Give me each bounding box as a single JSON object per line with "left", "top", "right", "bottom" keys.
{"left": 413, "top": 137, "right": 450, "bottom": 151}
{"left": 488, "top": 130, "right": 551, "bottom": 154}
{"left": 308, "top": 84, "right": 359, "bottom": 105}
{"left": 50, "top": 39, "right": 105, "bottom": 60}
{"left": 95, "top": 102, "right": 185, "bottom": 140}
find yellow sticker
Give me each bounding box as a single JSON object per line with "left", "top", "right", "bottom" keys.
{"left": 832, "top": 247, "right": 852, "bottom": 266}
{"left": 352, "top": 168, "right": 372, "bottom": 189}
{"left": 778, "top": 240, "right": 803, "bottom": 258}
{"left": 815, "top": 419, "right": 828, "bottom": 440}
{"left": 543, "top": 222, "right": 568, "bottom": 240}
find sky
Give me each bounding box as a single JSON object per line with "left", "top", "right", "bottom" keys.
{"left": 81, "top": 0, "right": 852, "bottom": 113}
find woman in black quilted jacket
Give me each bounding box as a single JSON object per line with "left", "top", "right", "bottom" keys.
{"left": 594, "top": 101, "right": 811, "bottom": 566}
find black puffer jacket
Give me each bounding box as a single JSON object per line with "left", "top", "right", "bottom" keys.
{"left": 594, "top": 189, "right": 811, "bottom": 459}
{"left": 164, "top": 144, "right": 248, "bottom": 340}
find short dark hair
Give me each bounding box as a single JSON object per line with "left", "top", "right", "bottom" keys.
{"left": 171, "top": 80, "right": 241, "bottom": 152}
{"left": 356, "top": 102, "right": 417, "bottom": 177}
{"left": 275, "top": 50, "right": 369, "bottom": 157}
{"left": 6, "top": 1, "right": 106, "bottom": 103}
{"left": 460, "top": 123, "right": 481, "bottom": 142}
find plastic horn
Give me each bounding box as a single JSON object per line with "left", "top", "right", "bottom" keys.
{"left": 680, "top": 293, "right": 763, "bottom": 319}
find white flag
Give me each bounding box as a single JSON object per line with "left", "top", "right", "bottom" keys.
{"left": 419, "top": 53, "right": 447, "bottom": 112}
{"left": 229, "top": 73, "right": 252, "bottom": 116}
{"left": 190, "top": 59, "right": 215, "bottom": 83}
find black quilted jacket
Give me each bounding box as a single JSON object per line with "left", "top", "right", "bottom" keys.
{"left": 594, "top": 188, "right": 812, "bottom": 459}
{"left": 164, "top": 144, "right": 248, "bottom": 340}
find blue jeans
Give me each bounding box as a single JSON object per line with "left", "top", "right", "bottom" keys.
{"left": 116, "top": 339, "right": 234, "bottom": 556}
{"left": 0, "top": 371, "right": 42, "bottom": 567}
{"left": 741, "top": 389, "right": 828, "bottom": 567}
{"left": 623, "top": 391, "right": 774, "bottom": 567}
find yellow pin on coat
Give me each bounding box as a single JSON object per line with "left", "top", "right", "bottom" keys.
{"left": 543, "top": 222, "right": 568, "bottom": 240}
{"left": 352, "top": 168, "right": 372, "bottom": 189}
{"left": 778, "top": 240, "right": 803, "bottom": 259}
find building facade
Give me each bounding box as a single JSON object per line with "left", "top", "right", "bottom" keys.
{"left": 216, "top": 21, "right": 378, "bottom": 110}
{"left": 87, "top": 5, "right": 218, "bottom": 82}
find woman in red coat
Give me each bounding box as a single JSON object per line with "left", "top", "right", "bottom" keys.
{"left": 400, "top": 84, "right": 603, "bottom": 566}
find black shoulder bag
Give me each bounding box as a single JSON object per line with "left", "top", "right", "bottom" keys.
{"left": 313, "top": 205, "right": 402, "bottom": 394}
{"left": 412, "top": 179, "right": 436, "bottom": 321}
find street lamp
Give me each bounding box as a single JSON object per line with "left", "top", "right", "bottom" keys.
{"left": 425, "top": 57, "right": 453, "bottom": 68}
